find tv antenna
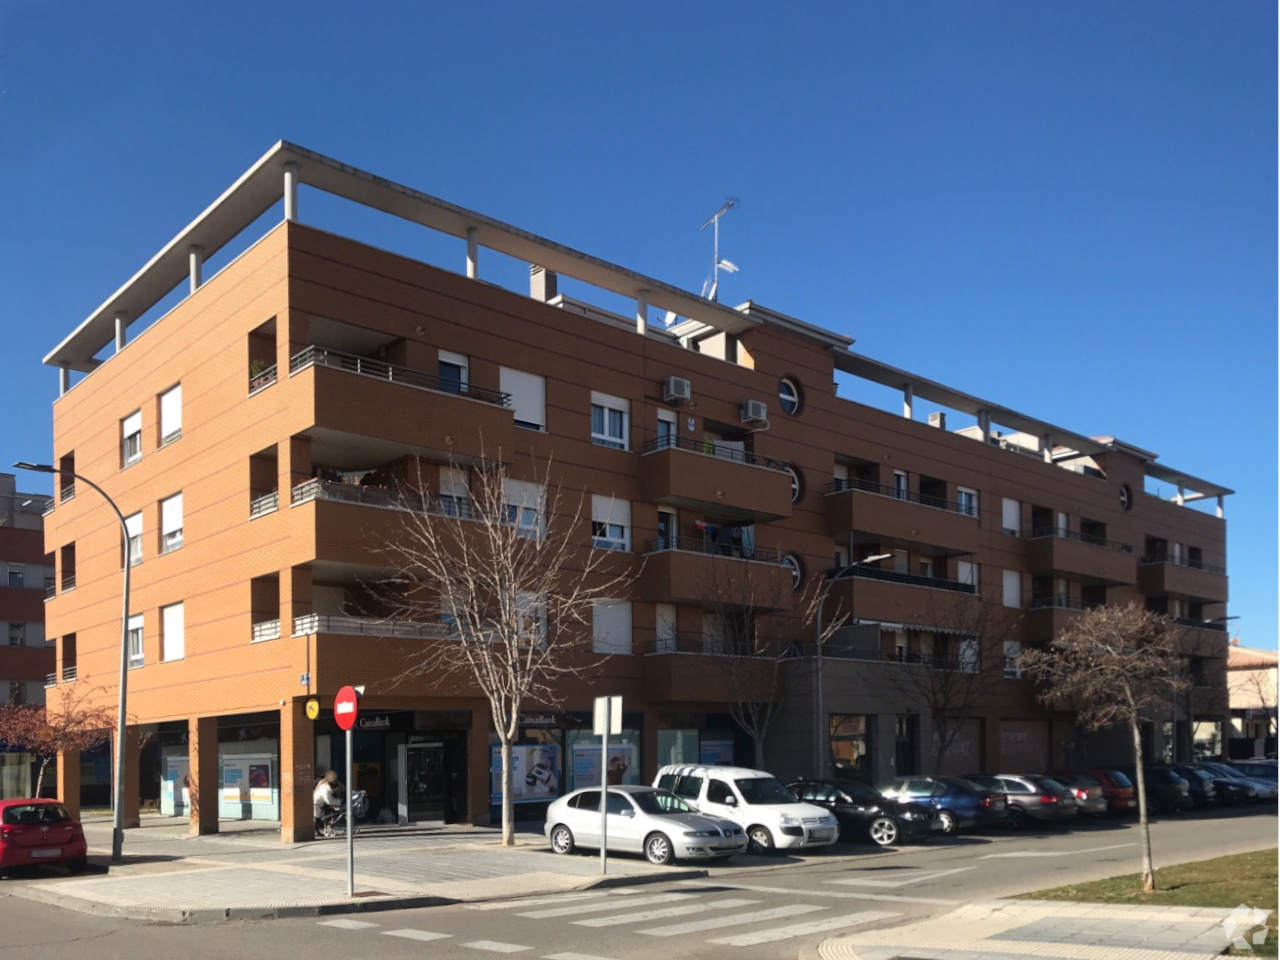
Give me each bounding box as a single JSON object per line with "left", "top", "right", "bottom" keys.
{"left": 699, "top": 198, "right": 739, "bottom": 302}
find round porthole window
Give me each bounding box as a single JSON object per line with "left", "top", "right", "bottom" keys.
{"left": 778, "top": 377, "right": 803, "bottom": 416}
{"left": 785, "top": 465, "right": 804, "bottom": 503}
{"left": 781, "top": 554, "right": 804, "bottom": 591}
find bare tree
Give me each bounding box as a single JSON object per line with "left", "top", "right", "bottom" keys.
{"left": 0, "top": 686, "right": 116, "bottom": 798}
{"left": 1021, "top": 603, "right": 1187, "bottom": 893}
{"left": 376, "top": 456, "right": 637, "bottom": 846}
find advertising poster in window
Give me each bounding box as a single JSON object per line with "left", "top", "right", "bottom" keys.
{"left": 699, "top": 740, "right": 734, "bottom": 766}
{"left": 571, "top": 742, "right": 638, "bottom": 788}
{"left": 221, "top": 755, "right": 274, "bottom": 804}
{"left": 490, "top": 744, "right": 559, "bottom": 803}
{"left": 248, "top": 763, "right": 272, "bottom": 805}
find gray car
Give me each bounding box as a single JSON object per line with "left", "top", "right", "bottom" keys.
{"left": 967, "top": 774, "right": 1078, "bottom": 828}
{"left": 545, "top": 785, "right": 748, "bottom": 865}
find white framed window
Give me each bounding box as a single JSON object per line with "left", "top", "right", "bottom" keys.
{"left": 160, "top": 493, "right": 184, "bottom": 554}
{"left": 127, "top": 614, "right": 144, "bottom": 667}
{"left": 893, "top": 549, "right": 909, "bottom": 573}
{"left": 832, "top": 463, "right": 849, "bottom": 490}
{"left": 124, "top": 512, "right": 143, "bottom": 567}
{"left": 778, "top": 377, "right": 802, "bottom": 415}
{"left": 956, "top": 560, "right": 977, "bottom": 591}
{"left": 7, "top": 623, "right": 22, "bottom": 647}
{"left": 438, "top": 466, "right": 470, "bottom": 518}
{"left": 590, "top": 495, "right": 631, "bottom": 551}
{"left": 893, "top": 629, "right": 908, "bottom": 660}
{"left": 958, "top": 637, "right": 980, "bottom": 674}
{"left": 1003, "top": 640, "right": 1023, "bottom": 679}
{"left": 502, "top": 479, "right": 544, "bottom": 539}
{"left": 956, "top": 487, "right": 978, "bottom": 517}
{"left": 516, "top": 591, "right": 547, "bottom": 645}
{"left": 1001, "top": 497, "right": 1021, "bottom": 536}
{"left": 785, "top": 465, "right": 803, "bottom": 502}
{"left": 161, "top": 602, "right": 185, "bottom": 662}
{"left": 6, "top": 566, "right": 22, "bottom": 589}
{"left": 438, "top": 350, "right": 469, "bottom": 395}
{"left": 781, "top": 554, "right": 803, "bottom": 590}
{"left": 592, "top": 599, "right": 632, "bottom": 654}
{"left": 590, "top": 391, "right": 629, "bottom": 450}
{"left": 121, "top": 410, "right": 142, "bottom": 467}
{"left": 500, "top": 367, "right": 546, "bottom": 431}
{"left": 893, "top": 470, "right": 908, "bottom": 500}
{"left": 159, "top": 384, "right": 182, "bottom": 445}
{"left": 656, "top": 408, "right": 676, "bottom": 447}
{"left": 1002, "top": 569, "right": 1022, "bottom": 609}
{"left": 919, "top": 557, "right": 934, "bottom": 578}
{"left": 655, "top": 603, "right": 678, "bottom": 653}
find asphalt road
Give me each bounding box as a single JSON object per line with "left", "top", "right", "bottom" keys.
{"left": 0, "top": 805, "right": 1273, "bottom": 960}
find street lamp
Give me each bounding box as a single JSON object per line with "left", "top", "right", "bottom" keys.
{"left": 813, "top": 553, "right": 891, "bottom": 778}
{"left": 16, "top": 461, "right": 131, "bottom": 862}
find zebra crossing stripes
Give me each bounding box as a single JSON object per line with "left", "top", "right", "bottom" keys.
{"left": 639, "top": 903, "right": 827, "bottom": 936}
{"left": 707, "top": 910, "right": 902, "bottom": 947}
{"left": 383, "top": 929, "right": 452, "bottom": 942}
{"left": 572, "top": 897, "right": 760, "bottom": 927}
{"left": 317, "top": 918, "right": 378, "bottom": 929}
{"left": 518, "top": 893, "right": 690, "bottom": 919}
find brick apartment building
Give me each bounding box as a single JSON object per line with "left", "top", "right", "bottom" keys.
{"left": 0, "top": 473, "right": 54, "bottom": 797}
{"left": 39, "top": 143, "right": 1232, "bottom": 840}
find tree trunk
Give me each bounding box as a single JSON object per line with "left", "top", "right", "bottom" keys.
{"left": 500, "top": 738, "right": 515, "bottom": 847}
{"left": 753, "top": 735, "right": 765, "bottom": 769}
{"left": 34, "top": 757, "right": 50, "bottom": 799}
{"left": 1131, "top": 720, "right": 1156, "bottom": 893}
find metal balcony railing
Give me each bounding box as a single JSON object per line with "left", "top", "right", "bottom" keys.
{"left": 249, "top": 364, "right": 277, "bottom": 394}
{"left": 1173, "top": 617, "right": 1229, "bottom": 633}
{"left": 1139, "top": 553, "right": 1226, "bottom": 576}
{"left": 42, "top": 499, "right": 56, "bottom": 516}
{"left": 62, "top": 665, "right": 77, "bottom": 683}
{"left": 642, "top": 434, "right": 789, "bottom": 473}
{"left": 44, "top": 673, "right": 56, "bottom": 688}
{"left": 290, "top": 346, "right": 512, "bottom": 407}
{"left": 291, "top": 478, "right": 474, "bottom": 520}
{"left": 251, "top": 620, "right": 281, "bottom": 643}
{"left": 61, "top": 574, "right": 76, "bottom": 592}
{"left": 831, "top": 564, "right": 978, "bottom": 594}
{"left": 249, "top": 490, "right": 279, "bottom": 519}
{"left": 59, "top": 483, "right": 76, "bottom": 504}
{"left": 292, "top": 614, "right": 453, "bottom": 640}
{"left": 644, "top": 535, "right": 782, "bottom": 564}
{"left": 1028, "top": 527, "right": 1134, "bottom": 554}
{"left": 44, "top": 582, "right": 56, "bottom": 600}
{"left": 1030, "top": 595, "right": 1098, "bottom": 611}
{"left": 645, "top": 633, "right": 773, "bottom": 657}
{"left": 826, "top": 478, "right": 977, "bottom": 517}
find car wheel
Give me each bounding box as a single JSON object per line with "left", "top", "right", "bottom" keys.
{"left": 549, "top": 825, "right": 576, "bottom": 855}
{"left": 66, "top": 858, "right": 88, "bottom": 875}
{"left": 936, "top": 810, "right": 957, "bottom": 835}
{"left": 747, "top": 825, "right": 775, "bottom": 854}
{"left": 644, "top": 832, "right": 675, "bottom": 866}
{"left": 1007, "top": 807, "right": 1029, "bottom": 830}
{"left": 868, "top": 817, "right": 899, "bottom": 847}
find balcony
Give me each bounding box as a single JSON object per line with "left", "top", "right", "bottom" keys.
{"left": 820, "top": 566, "right": 977, "bottom": 626}
{"left": 641, "top": 633, "right": 780, "bottom": 703}
{"left": 639, "top": 536, "right": 791, "bottom": 606}
{"left": 59, "top": 483, "right": 75, "bottom": 504}
{"left": 44, "top": 673, "right": 56, "bottom": 689}
{"left": 1138, "top": 554, "right": 1228, "bottom": 604}
{"left": 61, "top": 665, "right": 77, "bottom": 683}
{"left": 290, "top": 346, "right": 515, "bottom": 462}
{"left": 640, "top": 436, "right": 792, "bottom": 523}
{"left": 42, "top": 499, "right": 56, "bottom": 517}
{"left": 1026, "top": 528, "right": 1136, "bottom": 586}
{"left": 291, "top": 478, "right": 472, "bottom": 519}
{"left": 61, "top": 574, "right": 76, "bottom": 592}
{"left": 1026, "top": 595, "right": 1097, "bottom": 642}
{"left": 44, "top": 582, "right": 56, "bottom": 601}
{"left": 292, "top": 613, "right": 452, "bottom": 640}
{"left": 249, "top": 490, "right": 280, "bottom": 519}
{"left": 825, "top": 479, "right": 980, "bottom": 554}
{"left": 251, "top": 619, "right": 282, "bottom": 643}
{"left": 249, "top": 363, "right": 278, "bottom": 395}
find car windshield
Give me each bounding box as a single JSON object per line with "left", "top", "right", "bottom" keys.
{"left": 1107, "top": 770, "right": 1133, "bottom": 788}
{"left": 734, "top": 777, "right": 796, "bottom": 804}
{"left": 1072, "top": 773, "right": 1100, "bottom": 787}
{"left": 1033, "top": 778, "right": 1067, "bottom": 793}
{"left": 1181, "top": 769, "right": 1212, "bottom": 782}
{"left": 631, "top": 790, "right": 697, "bottom": 816}
{"left": 2, "top": 803, "right": 72, "bottom": 825}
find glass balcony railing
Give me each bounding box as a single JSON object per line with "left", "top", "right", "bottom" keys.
{"left": 1028, "top": 527, "right": 1133, "bottom": 554}
{"left": 826, "top": 478, "right": 977, "bottom": 517}
{"left": 830, "top": 564, "right": 977, "bottom": 594}
{"left": 291, "top": 614, "right": 452, "bottom": 640}
{"left": 289, "top": 346, "right": 511, "bottom": 407}
{"left": 642, "top": 434, "right": 789, "bottom": 473}
{"left": 644, "top": 535, "right": 782, "bottom": 564}
{"left": 1140, "top": 553, "right": 1226, "bottom": 576}
{"left": 291, "top": 478, "right": 473, "bottom": 520}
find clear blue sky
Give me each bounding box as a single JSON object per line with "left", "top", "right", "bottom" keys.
{"left": 1, "top": 3, "right": 1274, "bottom": 645}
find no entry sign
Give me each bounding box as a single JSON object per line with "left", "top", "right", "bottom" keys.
{"left": 334, "top": 686, "right": 360, "bottom": 731}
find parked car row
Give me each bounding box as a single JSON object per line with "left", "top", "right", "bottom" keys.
{"left": 543, "top": 759, "right": 1276, "bottom": 866}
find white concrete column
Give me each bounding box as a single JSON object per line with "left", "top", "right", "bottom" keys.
{"left": 636, "top": 289, "right": 649, "bottom": 336}
{"left": 1041, "top": 433, "right": 1053, "bottom": 463}
{"left": 58, "top": 363, "right": 70, "bottom": 397}
{"left": 1216, "top": 495, "right": 1224, "bottom": 519}
{"left": 466, "top": 228, "right": 478, "bottom": 279}
{"left": 283, "top": 162, "right": 299, "bottom": 223}
{"left": 1175, "top": 485, "right": 1185, "bottom": 506}
{"left": 114, "top": 313, "right": 128, "bottom": 353}
{"left": 188, "top": 246, "right": 204, "bottom": 294}
{"left": 977, "top": 409, "right": 991, "bottom": 441}
{"left": 902, "top": 383, "right": 914, "bottom": 420}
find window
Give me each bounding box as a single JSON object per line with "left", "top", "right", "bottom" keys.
{"left": 158, "top": 384, "right": 182, "bottom": 445}
{"left": 516, "top": 592, "right": 547, "bottom": 645}
{"left": 592, "top": 600, "right": 632, "bottom": 654}
{"left": 6, "top": 568, "right": 22, "bottom": 589}
{"left": 778, "top": 377, "right": 802, "bottom": 415}
{"left": 590, "top": 392, "right": 629, "bottom": 450}
{"left": 160, "top": 493, "right": 184, "bottom": 554}
{"left": 655, "top": 603, "right": 678, "bottom": 652}
{"left": 500, "top": 367, "right": 545, "bottom": 431}
{"left": 590, "top": 495, "right": 631, "bottom": 551}
{"left": 438, "top": 350, "right": 469, "bottom": 395}
{"left": 127, "top": 614, "right": 144, "bottom": 667}
{"left": 707, "top": 779, "right": 735, "bottom": 804}
{"left": 1003, "top": 640, "right": 1022, "bottom": 679}
{"left": 893, "top": 549, "right": 909, "bottom": 574}
{"left": 501, "top": 479, "right": 544, "bottom": 539}
{"left": 781, "top": 554, "right": 803, "bottom": 590}
{"left": 438, "top": 467, "right": 470, "bottom": 518}
{"left": 1001, "top": 569, "right": 1022, "bottom": 609}
{"left": 956, "top": 487, "right": 978, "bottom": 517}
{"left": 958, "top": 637, "right": 980, "bottom": 674}
{"left": 7, "top": 624, "right": 22, "bottom": 647}
{"left": 832, "top": 463, "right": 849, "bottom": 491}
{"left": 956, "top": 560, "right": 977, "bottom": 590}
{"left": 121, "top": 410, "right": 142, "bottom": 466}
{"left": 785, "top": 465, "right": 803, "bottom": 502}
{"left": 1001, "top": 498, "right": 1021, "bottom": 536}
{"left": 919, "top": 557, "right": 934, "bottom": 578}
{"left": 161, "top": 603, "right": 185, "bottom": 662}
{"left": 656, "top": 508, "right": 677, "bottom": 551}
{"left": 893, "top": 471, "right": 908, "bottom": 500}
{"left": 124, "top": 513, "right": 143, "bottom": 567}
{"left": 656, "top": 409, "right": 676, "bottom": 447}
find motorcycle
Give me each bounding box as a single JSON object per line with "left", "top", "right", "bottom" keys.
{"left": 317, "top": 789, "right": 368, "bottom": 838}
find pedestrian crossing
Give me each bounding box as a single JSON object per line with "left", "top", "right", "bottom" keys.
{"left": 318, "top": 888, "right": 901, "bottom": 956}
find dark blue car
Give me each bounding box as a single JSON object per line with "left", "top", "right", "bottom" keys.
{"left": 876, "top": 776, "right": 1007, "bottom": 835}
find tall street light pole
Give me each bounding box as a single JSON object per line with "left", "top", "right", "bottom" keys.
{"left": 17, "top": 461, "right": 131, "bottom": 862}
{"left": 813, "top": 553, "right": 891, "bottom": 778}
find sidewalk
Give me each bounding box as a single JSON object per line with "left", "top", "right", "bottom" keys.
{"left": 9, "top": 815, "right": 701, "bottom": 922}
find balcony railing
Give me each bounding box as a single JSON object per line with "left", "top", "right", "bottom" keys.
{"left": 251, "top": 620, "right": 282, "bottom": 643}
{"left": 642, "top": 434, "right": 789, "bottom": 473}
{"left": 1030, "top": 595, "right": 1099, "bottom": 611}
{"left": 44, "top": 673, "right": 56, "bottom": 688}
{"left": 59, "top": 483, "right": 76, "bottom": 504}
{"left": 645, "top": 535, "right": 782, "bottom": 564}
{"left": 832, "top": 564, "right": 977, "bottom": 594}
{"left": 292, "top": 613, "right": 453, "bottom": 640}
{"left": 291, "top": 478, "right": 474, "bottom": 520}
{"left": 249, "top": 364, "right": 278, "bottom": 394}
{"left": 42, "top": 499, "right": 56, "bottom": 516}
{"left": 44, "top": 582, "right": 56, "bottom": 600}
{"left": 1028, "top": 527, "right": 1133, "bottom": 554}
{"left": 827, "top": 478, "right": 977, "bottom": 517}
{"left": 61, "top": 665, "right": 77, "bottom": 683}
{"left": 1140, "top": 553, "right": 1226, "bottom": 576}
{"left": 249, "top": 490, "right": 279, "bottom": 519}
{"left": 290, "top": 346, "right": 512, "bottom": 407}
{"left": 1173, "top": 617, "right": 1229, "bottom": 633}
{"left": 645, "top": 633, "right": 775, "bottom": 657}
{"left": 61, "top": 575, "right": 76, "bottom": 592}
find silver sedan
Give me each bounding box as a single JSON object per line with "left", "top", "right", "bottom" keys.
{"left": 545, "top": 785, "right": 748, "bottom": 865}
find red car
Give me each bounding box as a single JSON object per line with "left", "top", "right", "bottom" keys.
{"left": 0, "top": 799, "right": 88, "bottom": 875}
{"left": 1083, "top": 767, "right": 1138, "bottom": 815}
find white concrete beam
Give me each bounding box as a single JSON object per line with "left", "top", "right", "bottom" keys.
{"left": 1042, "top": 433, "right": 1053, "bottom": 463}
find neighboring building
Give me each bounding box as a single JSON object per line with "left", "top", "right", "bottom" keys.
{"left": 0, "top": 473, "right": 54, "bottom": 798}
{"left": 40, "top": 143, "right": 1233, "bottom": 839}
{"left": 1227, "top": 641, "right": 1277, "bottom": 758}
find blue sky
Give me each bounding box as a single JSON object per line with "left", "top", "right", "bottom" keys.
{"left": 1, "top": 2, "right": 1274, "bottom": 645}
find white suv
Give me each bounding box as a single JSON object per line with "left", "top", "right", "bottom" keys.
{"left": 653, "top": 764, "right": 838, "bottom": 854}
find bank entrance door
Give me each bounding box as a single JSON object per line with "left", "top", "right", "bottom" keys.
{"left": 406, "top": 742, "right": 445, "bottom": 823}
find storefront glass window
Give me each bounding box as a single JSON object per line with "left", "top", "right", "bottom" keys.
{"left": 657, "top": 729, "right": 699, "bottom": 767}
{"left": 566, "top": 727, "right": 641, "bottom": 792}
{"left": 830, "top": 714, "right": 872, "bottom": 781}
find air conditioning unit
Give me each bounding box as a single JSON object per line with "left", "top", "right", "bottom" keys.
{"left": 741, "top": 399, "right": 768, "bottom": 424}
{"left": 662, "top": 376, "right": 692, "bottom": 405}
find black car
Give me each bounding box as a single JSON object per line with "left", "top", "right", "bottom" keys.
{"left": 1162, "top": 764, "right": 1217, "bottom": 808}
{"left": 1173, "top": 763, "right": 1255, "bottom": 805}
{"left": 1112, "top": 766, "right": 1194, "bottom": 814}
{"left": 790, "top": 779, "right": 937, "bottom": 846}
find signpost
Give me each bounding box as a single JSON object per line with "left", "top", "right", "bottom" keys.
{"left": 333, "top": 684, "right": 362, "bottom": 896}
{"left": 593, "top": 695, "right": 622, "bottom": 875}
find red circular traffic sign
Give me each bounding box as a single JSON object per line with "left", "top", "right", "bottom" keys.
{"left": 333, "top": 685, "right": 360, "bottom": 731}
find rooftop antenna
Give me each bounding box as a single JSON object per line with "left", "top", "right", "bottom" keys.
{"left": 699, "top": 198, "right": 739, "bottom": 302}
